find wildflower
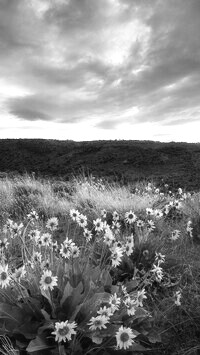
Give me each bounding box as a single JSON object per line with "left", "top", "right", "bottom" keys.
{"left": 136, "top": 219, "right": 144, "bottom": 228}
{"left": 40, "top": 270, "right": 58, "bottom": 291}
{"left": 125, "top": 210, "right": 137, "bottom": 224}
{"left": 174, "top": 200, "right": 182, "bottom": 209}
{"left": 151, "top": 264, "right": 163, "bottom": 282}
{"left": 126, "top": 234, "right": 134, "bottom": 247}
{"left": 124, "top": 297, "right": 136, "bottom": 315}
{"left": 31, "top": 251, "right": 42, "bottom": 265}
{"left": 110, "top": 246, "right": 123, "bottom": 267}
{"left": 116, "top": 326, "right": 136, "bottom": 350}
{"left": 46, "top": 217, "right": 58, "bottom": 231}
{"left": 83, "top": 228, "right": 93, "bottom": 242}
{"left": 155, "top": 188, "right": 160, "bottom": 194}
{"left": 163, "top": 205, "right": 170, "bottom": 215}
{"left": 41, "top": 233, "right": 52, "bottom": 247}
{"left": 70, "top": 209, "right": 80, "bottom": 222}
{"left": 27, "top": 210, "right": 39, "bottom": 222}
{"left": 136, "top": 289, "right": 147, "bottom": 307}
{"left": 88, "top": 315, "right": 109, "bottom": 331}
{"left": 124, "top": 243, "right": 134, "bottom": 256}
{"left": 109, "top": 293, "right": 121, "bottom": 311}
{"left": 52, "top": 320, "right": 77, "bottom": 342}
{"left": 171, "top": 230, "right": 181, "bottom": 241}
{"left": 0, "top": 238, "right": 9, "bottom": 251}
{"left": 10, "top": 222, "right": 23, "bottom": 238}
{"left": 97, "top": 306, "right": 113, "bottom": 318}
{"left": 155, "top": 252, "right": 165, "bottom": 265}
{"left": 77, "top": 214, "right": 87, "bottom": 228}
{"left": 147, "top": 220, "right": 155, "bottom": 232}
{"left": 111, "top": 221, "right": 121, "bottom": 234}
{"left": 121, "top": 285, "right": 129, "bottom": 297}
{"left": 0, "top": 264, "right": 11, "bottom": 288}
{"left": 12, "top": 265, "right": 26, "bottom": 281}
{"left": 174, "top": 290, "right": 182, "bottom": 306}
{"left": 178, "top": 188, "right": 183, "bottom": 195}
{"left": 154, "top": 209, "right": 163, "bottom": 218}
{"left": 70, "top": 245, "right": 80, "bottom": 258}
{"left": 93, "top": 218, "right": 104, "bottom": 232}
{"left": 60, "top": 240, "right": 74, "bottom": 259}
{"left": 146, "top": 208, "right": 154, "bottom": 216}
{"left": 101, "top": 209, "right": 107, "bottom": 218}
{"left": 103, "top": 227, "right": 115, "bottom": 246}
{"left": 28, "top": 229, "right": 40, "bottom": 241}
{"left": 113, "top": 211, "right": 120, "bottom": 221}
{"left": 186, "top": 221, "right": 193, "bottom": 238}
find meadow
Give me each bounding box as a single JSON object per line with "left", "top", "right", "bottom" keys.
{"left": 0, "top": 174, "right": 200, "bottom": 355}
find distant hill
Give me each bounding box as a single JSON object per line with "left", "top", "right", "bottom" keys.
{"left": 0, "top": 139, "right": 200, "bottom": 190}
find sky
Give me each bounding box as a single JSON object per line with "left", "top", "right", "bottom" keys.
{"left": 0, "top": 0, "right": 200, "bottom": 142}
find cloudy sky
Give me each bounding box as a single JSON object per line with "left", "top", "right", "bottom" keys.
{"left": 0, "top": 0, "right": 200, "bottom": 142}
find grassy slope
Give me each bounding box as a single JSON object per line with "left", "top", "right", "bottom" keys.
{"left": 0, "top": 139, "right": 200, "bottom": 190}
{"left": 0, "top": 175, "right": 200, "bottom": 353}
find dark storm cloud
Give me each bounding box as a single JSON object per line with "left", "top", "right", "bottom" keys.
{"left": 1, "top": 0, "right": 200, "bottom": 128}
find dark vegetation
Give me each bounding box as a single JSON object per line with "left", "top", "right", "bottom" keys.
{"left": 0, "top": 139, "right": 200, "bottom": 190}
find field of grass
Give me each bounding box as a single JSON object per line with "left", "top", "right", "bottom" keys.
{"left": 0, "top": 174, "right": 200, "bottom": 354}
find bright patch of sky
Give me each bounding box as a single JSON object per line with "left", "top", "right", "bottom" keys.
{"left": 0, "top": 0, "right": 200, "bottom": 142}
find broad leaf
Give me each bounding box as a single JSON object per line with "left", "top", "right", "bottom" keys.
{"left": 26, "top": 335, "right": 55, "bottom": 353}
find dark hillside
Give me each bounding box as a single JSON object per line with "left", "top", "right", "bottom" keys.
{"left": 0, "top": 139, "right": 200, "bottom": 190}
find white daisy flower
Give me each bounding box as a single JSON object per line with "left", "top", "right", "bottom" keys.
{"left": 116, "top": 326, "right": 136, "bottom": 350}
{"left": 70, "top": 245, "right": 80, "bottom": 258}
{"left": 136, "top": 219, "right": 145, "bottom": 228}
{"left": 125, "top": 210, "right": 137, "bottom": 224}
{"left": 101, "top": 209, "right": 107, "bottom": 218}
{"left": 171, "top": 230, "right": 181, "bottom": 241}
{"left": 0, "top": 264, "right": 11, "bottom": 289}
{"left": 52, "top": 320, "right": 77, "bottom": 342}
{"left": 124, "top": 243, "right": 134, "bottom": 256}
{"left": 109, "top": 293, "right": 121, "bottom": 311}
{"left": 151, "top": 264, "right": 163, "bottom": 282}
{"left": 111, "top": 221, "right": 121, "bottom": 234}
{"left": 93, "top": 218, "right": 104, "bottom": 232}
{"left": 124, "top": 297, "right": 136, "bottom": 316}
{"left": 110, "top": 246, "right": 123, "bottom": 267}
{"left": 155, "top": 252, "right": 165, "bottom": 265}
{"left": 28, "top": 229, "right": 40, "bottom": 241}
{"left": 0, "top": 238, "right": 9, "bottom": 251}
{"left": 154, "top": 209, "right": 163, "bottom": 218}
{"left": 103, "top": 227, "right": 115, "bottom": 246}
{"left": 97, "top": 306, "right": 113, "bottom": 318}
{"left": 83, "top": 228, "right": 93, "bottom": 242}
{"left": 136, "top": 289, "right": 147, "bottom": 307}
{"left": 146, "top": 208, "right": 154, "bottom": 216}
{"left": 77, "top": 214, "right": 87, "bottom": 228}
{"left": 88, "top": 315, "right": 109, "bottom": 331}
{"left": 113, "top": 211, "right": 120, "bottom": 221}
{"left": 27, "top": 210, "right": 39, "bottom": 222}
{"left": 70, "top": 209, "right": 80, "bottom": 222}
{"left": 41, "top": 233, "right": 52, "bottom": 247}
{"left": 125, "top": 234, "right": 134, "bottom": 247}
{"left": 147, "top": 220, "right": 155, "bottom": 232}
{"left": 12, "top": 265, "right": 26, "bottom": 281}
{"left": 40, "top": 270, "right": 58, "bottom": 291}
{"left": 46, "top": 217, "right": 58, "bottom": 231}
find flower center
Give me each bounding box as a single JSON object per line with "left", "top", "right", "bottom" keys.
{"left": 44, "top": 276, "right": 52, "bottom": 285}
{"left": 120, "top": 332, "right": 129, "bottom": 342}
{"left": 0, "top": 272, "right": 8, "bottom": 281}
{"left": 58, "top": 326, "right": 69, "bottom": 336}
{"left": 94, "top": 320, "right": 102, "bottom": 327}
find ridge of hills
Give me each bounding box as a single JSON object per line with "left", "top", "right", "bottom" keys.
{"left": 0, "top": 139, "right": 200, "bottom": 190}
